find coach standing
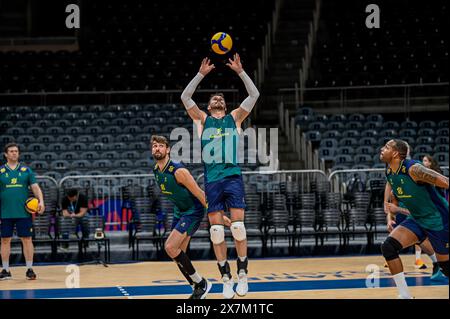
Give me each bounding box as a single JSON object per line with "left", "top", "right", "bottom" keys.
{"left": 0, "top": 143, "right": 45, "bottom": 280}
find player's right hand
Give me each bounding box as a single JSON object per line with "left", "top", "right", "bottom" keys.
{"left": 387, "top": 220, "right": 396, "bottom": 232}
{"left": 199, "top": 58, "right": 215, "bottom": 76}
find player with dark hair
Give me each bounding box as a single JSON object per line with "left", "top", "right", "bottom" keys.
{"left": 380, "top": 139, "right": 449, "bottom": 298}
{"left": 150, "top": 135, "right": 211, "bottom": 299}
{"left": 181, "top": 54, "right": 259, "bottom": 298}
{"left": 0, "top": 143, "right": 45, "bottom": 280}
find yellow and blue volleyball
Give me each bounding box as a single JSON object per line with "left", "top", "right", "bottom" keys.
{"left": 25, "top": 197, "right": 39, "bottom": 214}
{"left": 211, "top": 32, "right": 233, "bottom": 55}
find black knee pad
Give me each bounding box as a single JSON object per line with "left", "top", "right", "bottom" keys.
{"left": 381, "top": 237, "right": 403, "bottom": 261}
{"left": 438, "top": 261, "right": 449, "bottom": 277}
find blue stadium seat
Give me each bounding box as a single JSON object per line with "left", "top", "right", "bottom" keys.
{"left": 39, "top": 152, "right": 58, "bottom": 161}
{"left": 326, "top": 121, "right": 345, "bottom": 130}
{"left": 329, "top": 114, "right": 347, "bottom": 122}
{"left": 435, "top": 136, "right": 449, "bottom": 145}
{"left": 308, "top": 121, "right": 327, "bottom": 131}
{"left": 97, "top": 135, "right": 114, "bottom": 144}
{"left": 342, "top": 130, "right": 360, "bottom": 138}
{"left": 320, "top": 138, "right": 339, "bottom": 148}
{"left": 434, "top": 152, "right": 449, "bottom": 165}
{"left": 322, "top": 130, "right": 341, "bottom": 139}
{"left": 110, "top": 143, "right": 127, "bottom": 152}
{"left": 122, "top": 151, "right": 141, "bottom": 160}
{"left": 304, "top": 131, "right": 321, "bottom": 142}
{"left": 416, "top": 136, "right": 434, "bottom": 145}
{"left": 382, "top": 121, "right": 400, "bottom": 129}
{"left": 361, "top": 129, "right": 378, "bottom": 138}
{"left": 363, "top": 121, "right": 382, "bottom": 130}
{"left": 319, "top": 147, "right": 337, "bottom": 161}
{"left": 348, "top": 113, "right": 365, "bottom": 122}
{"left": 419, "top": 120, "right": 437, "bottom": 129}
{"left": 60, "top": 151, "right": 78, "bottom": 160}
{"left": 339, "top": 137, "right": 357, "bottom": 147}
{"left": 414, "top": 144, "right": 433, "bottom": 153}
{"left": 354, "top": 154, "right": 373, "bottom": 166}
{"left": 417, "top": 128, "right": 435, "bottom": 137}
{"left": 334, "top": 154, "right": 353, "bottom": 166}
{"left": 81, "top": 151, "right": 100, "bottom": 160}
{"left": 401, "top": 120, "right": 418, "bottom": 128}
{"left": 1, "top": 135, "right": 16, "bottom": 144}
{"left": 77, "top": 135, "right": 96, "bottom": 143}
{"left": 45, "top": 126, "right": 65, "bottom": 135}
{"left": 6, "top": 127, "right": 25, "bottom": 135}
{"left": 434, "top": 144, "right": 449, "bottom": 153}
{"left": 315, "top": 114, "right": 328, "bottom": 122}
{"left": 436, "top": 128, "right": 449, "bottom": 136}
{"left": 366, "top": 114, "right": 383, "bottom": 122}
{"left": 93, "top": 159, "right": 113, "bottom": 169}
{"left": 345, "top": 121, "right": 363, "bottom": 130}
{"left": 49, "top": 143, "right": 68, "bottom": 152}
{"left": 17, "top": 135, "right": 36, "bottom": 144}
{"left": 51, "top": 160, "right": 71, "bottom": 170}
{"left": 399, "top": 128, "right": 417, "bottom": 138}
{"left": 360, "top": 137, "right": 377, "bottom": 146}
{"left": 54, "top": 119, "right": 71, "bottom": 127}
{"left": 356, "top": 146, "right": 375, "bottom": 155}
{"left": 438, "top": 120, "right": 448, "bottom": 128}
{"left": 73, "top": 160, "right": 92, "bottom": 169}
{"left": 31, "top": 161, "right": 49, "bottom": 170}
{"left": 380, "top": 129, "right": 397, "bottom": 137}
{"left": 65, "top": 127, "right": 83, "bottom": 135}
{"left": 337, "top": 146, "right": 355, "bottom": 155}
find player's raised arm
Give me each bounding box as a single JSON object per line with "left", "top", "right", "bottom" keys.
{"left": 174, "top": 168, "right": 207, "bottom": 208}
{"left": 409, "top": 163, "right": 449, "bottom": 189}
{"left": 180, "top": 58, "right": 213, "bottom": 124}
{"left": 227, "top": 53, "right": 260, "bottom": 126}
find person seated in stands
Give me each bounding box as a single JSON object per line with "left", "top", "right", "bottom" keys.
{"left": 61, "top": 188, "right": 90, "bottom": 247}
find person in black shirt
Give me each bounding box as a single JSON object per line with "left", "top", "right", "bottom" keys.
{"left": 61, "top": 188, "right": 90, "bottom": 241}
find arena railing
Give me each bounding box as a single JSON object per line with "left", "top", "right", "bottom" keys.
{"left": 0, "top": 88, "right": 240, "bottom": 107}
{"left": 279, "top": 82, "right": 449, "bottom": 115}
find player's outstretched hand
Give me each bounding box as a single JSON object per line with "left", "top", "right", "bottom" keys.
{"left": 199, "top": 58, "right": 215, "bottom": 76}
{"left": 226, "top": 53, "right": 243, "bottom": 74}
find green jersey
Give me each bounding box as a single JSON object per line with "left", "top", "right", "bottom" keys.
{"left": 153, "top": 160, "right": 202, "bottom": 219}
{"left": 386, "top": 159, "right": 448, "bottom": 231}
{"left": 201, "top": 114, "right": 241, "bottom": 183}
{"left": 0, "top": 163, "right": 36, "bottom": 219}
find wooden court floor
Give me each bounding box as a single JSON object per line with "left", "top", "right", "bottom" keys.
{"left": 0, "top": 255, "right": 447, "bottom": 299}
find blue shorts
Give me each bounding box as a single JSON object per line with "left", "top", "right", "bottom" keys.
{"left": 171, "top": 204, "right": 205, "bottom": 237}
{"left": 1, "top": 218, "right": 34, "bottom": 238}
{"left": 399, "top": 217, "right": 449, "bottom": 255}
{"left": 205, "top": 174, "right": 246, "bottom": 213}
{"left": 395, "top": 213, "right": 407, "bottom": 226}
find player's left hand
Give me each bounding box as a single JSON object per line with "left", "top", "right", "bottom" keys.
{"left": 37, "top": 201, "right": 45, "bottom": 214}
{"left": 223, "top": 215, "right": 232, "bottom": 227}
{"left": 226, "top": 53, "right": 243, "bottom": 74}
{"left": 385, "top": 202, "right": 398, "bottom": 214}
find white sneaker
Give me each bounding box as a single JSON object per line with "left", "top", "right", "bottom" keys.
{"left": 236, "top": 273, "right": 248, "bottom": 297}
{"left": 223, "top": 276, "right": 235, "bottom": 299}
{"left": 398, "top": 294, "right": 414, "bottom": 299}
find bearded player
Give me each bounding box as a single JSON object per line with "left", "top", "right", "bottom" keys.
{"left": 380, "top": 139, "right": 448, "bottom": 299}
{"left": 180, "top": 54, "right": 259, "bottom": 298}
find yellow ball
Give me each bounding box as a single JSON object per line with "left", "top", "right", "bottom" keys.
{"left": 25, "top": 197, "right": 39, "bottom": 214}
{"left": 211, "top": 32, "right": 233, "bottom": 55}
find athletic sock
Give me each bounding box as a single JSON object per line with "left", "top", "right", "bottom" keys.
{"left": 2, "top": 261, "right": 9, "bottom": 272}
{"left": 218, "top": 260, "right": 227, "bottom": 267}
{"left": 189, "top": 272, "right": 203, "bottom": 284}
{"left": 415, "top": 247, "right": 421, "bottom": 261}
{"left": 393, "top": 272, "right": 412, "bottom": 299}
{"left": 428, "top": 253, "right": 438, "bottom": 264}
{"left": 26, "top": 261, "right": 33, "bottom": 269}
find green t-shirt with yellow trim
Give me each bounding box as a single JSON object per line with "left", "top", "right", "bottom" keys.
{"left": 0, "top": 163, "right": 36, "bottom": 219}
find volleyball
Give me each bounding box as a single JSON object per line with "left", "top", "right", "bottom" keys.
{"left": 25, "top": 197, "right": 39, "bottom": 214}
{"left": 211, "top": 32, "right": 233, "bottom": 55}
